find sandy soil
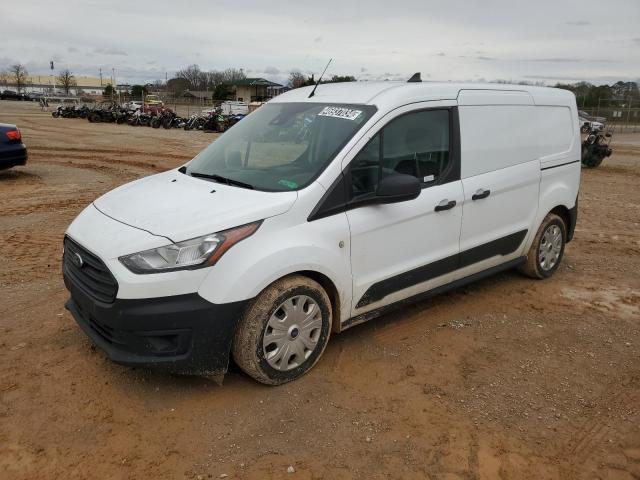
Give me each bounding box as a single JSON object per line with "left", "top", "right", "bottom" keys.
{"left": 1, "top": 100, "right": 639, "bottom": 480}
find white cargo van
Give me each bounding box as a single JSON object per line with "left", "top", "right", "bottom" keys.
{"left": 63, "top": 79, "right": 580, "bottom": 384}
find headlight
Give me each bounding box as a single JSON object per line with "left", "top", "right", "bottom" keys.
{"left": 119, "top": 221, "right": 261, "bottom": 274}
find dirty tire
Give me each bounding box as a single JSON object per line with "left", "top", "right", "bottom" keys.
{"left": 519, "top": 213, "right": 567, "bottom": 279}
{"left": 232, "top": 275, "right": 332, "bottom": 385}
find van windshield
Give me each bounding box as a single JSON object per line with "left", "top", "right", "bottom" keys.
{"left": 186, "top": 102, "right": 376, "bottom": 192}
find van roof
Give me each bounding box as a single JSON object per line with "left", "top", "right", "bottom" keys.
{"left": 271, "top": 81, "right": 575, "bottom": 108}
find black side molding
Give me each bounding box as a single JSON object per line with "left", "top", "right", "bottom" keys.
{"left": 541, "top": 160, "right": 580, "bottom": 171}
{"left": 356, "top": 230, "right": 527, "bottom": 308}
{"left": 344, "top": 256, "right": 526, "bottom": 330}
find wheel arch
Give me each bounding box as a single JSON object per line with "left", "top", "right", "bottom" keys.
{"left": 549, "top": 205, "right": 571, "bottom": 237}
{"left": 293, "top": 270, "right": 342, "bottom": 333}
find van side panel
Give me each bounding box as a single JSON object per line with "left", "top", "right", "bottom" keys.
{"left": 459, "top": 105, "right": 541, "bottom": 178}
{"left": 457, "top": 96, "right": 580, "bottom": 278}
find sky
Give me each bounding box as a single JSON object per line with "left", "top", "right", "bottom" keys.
{"left": 0, "top": 0, "right": 638, "bottom": 86}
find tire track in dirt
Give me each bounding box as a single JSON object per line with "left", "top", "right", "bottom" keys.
{"left": 562, "top": 377, "right": 640, "bottom": 464}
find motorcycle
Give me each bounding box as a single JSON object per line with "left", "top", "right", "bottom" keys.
{"left": 581, "top": 126, "right": 613, "bottom": 168}
{"left": 183, "top": 113, "right": 208, "bottom": 131}
{"left": 157, "top": 111, "right": 185, "bottom": 129}
{"left": 115, "top": 108, "right": 133, "bottom": 124}
{"left": 127, "top": 110, "right": 153, "bottom": 126}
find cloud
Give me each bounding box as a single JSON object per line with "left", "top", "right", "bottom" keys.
{"left": 528, "top": 58, "right": 581, "bottom": 63}
{"left": 264, "top": 66, "right": 280, "bottom": 75}
{"left": 360, "top": 67, "right": 367, "bottom": 72}
{"left": 0, "top": 0, "right": 636, "bottom": 87}
{"left": 94, "top": 47, "right": 127, "bottom": 56}
{"left": 524, "top": 58, "right": 616, "bottom": 63}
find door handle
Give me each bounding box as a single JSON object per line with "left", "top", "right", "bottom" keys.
{"left": 435, "top": 199, "right": 456, "bottom": 212}
{"left": 472, "top": 188, "right": 491, "bottom": 201}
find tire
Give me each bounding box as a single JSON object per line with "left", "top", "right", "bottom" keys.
{"left": 151, "top": 118, "right": 161, "bottom": 128}
{"left": 519, "top": 213, "right": 567, "bottom": 279}
{"left": 51, "top": 111, "right": 59, "bottom": 118}
{"left": 232, "top": 275, "right": 333, "bottom": 385}
{"left": 89, "top": 113, "right": 101, "bottom": 123}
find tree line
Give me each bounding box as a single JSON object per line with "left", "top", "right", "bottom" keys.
{"left": 554, "top": 81, "right": 639, "bottom": 108}
{"left": 2, "top": 61, "right": 637, "bottom": 109}
{"left": 0, "top": 63, "right": 78, "bottom": 94}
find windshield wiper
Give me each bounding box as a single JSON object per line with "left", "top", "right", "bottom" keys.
{"left": 189, "top": 171, "right": 254, "bottom": 190}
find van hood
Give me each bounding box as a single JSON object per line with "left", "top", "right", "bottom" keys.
{"left": 93, "top": 170, "right": 297, "bottom": 242}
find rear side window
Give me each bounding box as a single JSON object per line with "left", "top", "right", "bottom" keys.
{"left": 350, "top": 109, "right": 450, "bottom": 198}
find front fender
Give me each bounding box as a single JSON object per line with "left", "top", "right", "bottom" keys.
{"left": 197, "top": 213, "right": 352, "bottom": 323}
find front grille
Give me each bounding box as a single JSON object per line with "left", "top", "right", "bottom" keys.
{"left": 63, "top": 237, "right": 118, "bottom": 303}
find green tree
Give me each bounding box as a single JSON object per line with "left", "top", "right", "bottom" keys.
{"left": 213, "top": 83, "right": 231, "bottom": 100}
{"left": 329, "top": 75, "right": 356, "bottom": 83}
{"left": 103, "top": 84, "right": 115, "bottom": 99}
{"left": 131, "top": 84, "right": 148, "bottom": 99}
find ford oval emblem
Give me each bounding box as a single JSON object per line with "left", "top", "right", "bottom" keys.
{"left": 72, "top": 252, "right": 84, "bottom": 268}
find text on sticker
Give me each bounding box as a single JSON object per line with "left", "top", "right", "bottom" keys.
{"left": 318, "top": 107, "right": 362, "bottom": 121}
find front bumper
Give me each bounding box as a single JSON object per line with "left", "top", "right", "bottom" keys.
{"left": 0, "top": 144, "right": 27, "bottom": 170}
{"left": 64, "top": 273, "right": 247, "bottom": 376}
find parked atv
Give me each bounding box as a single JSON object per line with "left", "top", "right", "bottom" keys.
{"left": 581, "top": 127, "right": 613, "bottom": 168}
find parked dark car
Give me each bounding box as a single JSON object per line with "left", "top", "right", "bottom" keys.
{"left": 0, "top": 123, "right": 28, "bottom": 170}
{"left": 1, "top": 90, "right": 31, "bottom": 101}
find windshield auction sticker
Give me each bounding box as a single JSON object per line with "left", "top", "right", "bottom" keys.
{"left": 318, "top": 106, "right": 362, "bottom": 121}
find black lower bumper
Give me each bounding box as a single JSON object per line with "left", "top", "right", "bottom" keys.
{"left": 0, "top": 145, "right": 28, "bottom": 170}
{"left": 64, "top": 278, "right": 247, "bottom": 376}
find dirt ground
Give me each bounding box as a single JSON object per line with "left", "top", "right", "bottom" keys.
{"left": 1, "top": 100, "right": 639, "bottom": 480}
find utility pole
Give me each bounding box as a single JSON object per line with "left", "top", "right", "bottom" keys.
{"left": 99, "top": 68, "right": 103, "bottom": 86}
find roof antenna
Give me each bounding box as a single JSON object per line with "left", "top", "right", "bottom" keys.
{"left": 407, "top": 72, "right": 422, "bottom": 83}
{"left": 308, "top": 58, "right": 333, "bottom": 98}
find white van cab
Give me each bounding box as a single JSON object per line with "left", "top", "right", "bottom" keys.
{"left": 63, "top": 78, "right": 580, "bottom": 384}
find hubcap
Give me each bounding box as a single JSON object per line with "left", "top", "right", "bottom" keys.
{"left": 263, "top": 295, "right": 322, "bottom": 371}
{"left": 538, "top": 224, "right": 562, "bottom": 271}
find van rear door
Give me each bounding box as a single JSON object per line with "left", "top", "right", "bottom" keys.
{"left": 455, "top": 90, "right": 540, "bottom": 278}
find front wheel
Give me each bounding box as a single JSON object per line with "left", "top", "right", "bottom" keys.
{"left": 520, "top": 213, "right": 567, "bottom": 279}
{"left": 232, "top": 275, "right": 332, "bottom": 385}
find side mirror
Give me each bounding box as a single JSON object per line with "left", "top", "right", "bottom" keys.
{"left": 376, "top": 174, "right": 421, "bottom": 204}
{"left": 605, "top": 132, "right": 612, "bottom": 137}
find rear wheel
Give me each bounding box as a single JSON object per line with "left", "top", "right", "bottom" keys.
{"left": 520, "top": 213, "right": 566, "bottom": 279}
{"left": 232, "top": 275, "right": 332, "bottom": 385}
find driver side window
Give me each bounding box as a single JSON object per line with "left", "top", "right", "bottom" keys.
{"left": 349, "top": 109, "right": 451, "bottom": 199}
